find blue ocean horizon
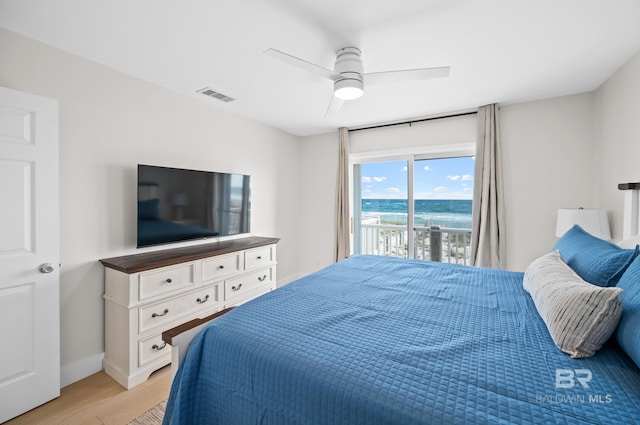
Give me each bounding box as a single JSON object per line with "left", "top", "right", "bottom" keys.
{"left": 362, "top": 199, "right": 472, "bottom": 229}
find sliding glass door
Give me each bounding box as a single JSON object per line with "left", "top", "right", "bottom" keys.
{"left": 354, "top": 160, "right": 409, "bottom": 257}
{"left": 412, "top": 156, "right": 474, "bottom": 263}
{"left": 353, "top": 155, "right": 474, "bottom": 264}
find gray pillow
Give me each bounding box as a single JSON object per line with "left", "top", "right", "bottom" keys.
{"left": 523, "top": 251, "right": 623, "bottom": 358}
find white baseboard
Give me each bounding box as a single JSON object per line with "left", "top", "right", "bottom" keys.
{"left": 60, "top": 352, "right": 105, "bottom": 388}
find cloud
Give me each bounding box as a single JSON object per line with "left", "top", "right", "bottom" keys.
{"left": 434, "top": 186, "right": 448, "bottom": 192}
{"left": 386, "top": 187, "right": 401, "bottom": 193}
{"left": 424, "top": 165, "right": 431, "bottom": 171}
{"left": 447, "top": 174, "right": 473, "bottom": 181}
{"left": 362, "top": 176, "right": 387, "bottom": 183}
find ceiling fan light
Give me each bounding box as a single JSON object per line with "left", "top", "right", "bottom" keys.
{"left": 334, "top": 79, "right": 363, "bottom": 100}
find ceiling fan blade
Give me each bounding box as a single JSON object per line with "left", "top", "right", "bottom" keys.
{"left": 364, "top": 66, "right": 450, "bottom": 86}
{"left": 324, "top": 94, "right": 345, "bottom": 118}
{"left": 264, "top": 48, "right": 339, "bottom": 81}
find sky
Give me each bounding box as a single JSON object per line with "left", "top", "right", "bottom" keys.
{"left": 360, "top": 156, "right": 474, "bottom": 200}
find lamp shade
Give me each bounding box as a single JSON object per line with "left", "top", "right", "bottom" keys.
{"left": 171, "top": 193, "right": 188, "bottom": 206}
{"left": 556, "top": 208, "right": 611, "bottom": 240}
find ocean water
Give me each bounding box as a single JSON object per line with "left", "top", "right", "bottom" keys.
{"left": 362, "top": 199, "right": 472, "bottom": 229}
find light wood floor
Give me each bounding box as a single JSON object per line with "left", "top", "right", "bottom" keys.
{"left": 4, "top": 366, "right": 172, "bottom": 425}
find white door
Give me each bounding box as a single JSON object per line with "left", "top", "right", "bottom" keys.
{"left": 0, "top": 87, "right": 60, "bottom": 422}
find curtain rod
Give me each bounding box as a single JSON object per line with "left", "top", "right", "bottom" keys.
{"left": 349, "top": 111, "right": 477, "bottom": 133}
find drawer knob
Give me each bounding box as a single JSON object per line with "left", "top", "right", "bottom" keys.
{"left": 218, "top": 265, "right": 224, "bottom": 269}
{"left": 152, "top": 342, "right": 167, "bottom": 351}
{"left": 258, "top": 275, "right": 267, "bottom": 282}
{"left": 231, "top": 283, "right": 242, "bottom": 291}
{"left": 256, "top": 256, "right": 262, "bottom": 260}
{"left": 196, "top": 294, "right": 210, "bottom": 304}
{"left": 152, "top": 308, "right": 169, "bottom": 318}
{"left": 166, "top": 278, "right": 172, "bottom": 283}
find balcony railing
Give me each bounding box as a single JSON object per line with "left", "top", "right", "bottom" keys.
{"left": 359, "top": 223, "right": 472, "bottom": 266}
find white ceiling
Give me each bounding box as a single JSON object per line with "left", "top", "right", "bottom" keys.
{"left": 1, "top": 0, "right": 640, "bottom": 136}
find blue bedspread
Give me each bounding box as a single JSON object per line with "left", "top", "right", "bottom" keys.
{"left": 163, "top": 255, "right": 640, "bottom": 424}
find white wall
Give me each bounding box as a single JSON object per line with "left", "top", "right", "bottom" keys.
{"left": 299, "top": 97, "right": 596, "bottom": 274}
{"left": 349, "top": 114, "right": 477, "bottom": 155}
{"left": 593, "top": 50, "right": 640, "bottom": 239}
{"left": 0, "top": 28, "right": 302, "bottom": 385}
{"left": 296, "top": 132, "right": 339, "bottom": 276}
{"left": 500, "top": 93, "right": 595, "bottom": 271}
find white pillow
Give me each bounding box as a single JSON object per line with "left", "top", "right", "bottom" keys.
{"left": 523, "top": 251, "right": 623, "bottom": 358}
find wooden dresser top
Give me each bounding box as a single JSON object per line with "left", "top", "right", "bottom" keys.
{"left": 100, "top": 236, "right": 279, "bottom": 274}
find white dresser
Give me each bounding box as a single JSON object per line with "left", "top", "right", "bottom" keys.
{"left": 100, "top": 236, "right": 278, "bottom": 389}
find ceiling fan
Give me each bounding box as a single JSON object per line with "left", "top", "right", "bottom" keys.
{"left": 264, "top": 46, "right": 450, "bottom": 116}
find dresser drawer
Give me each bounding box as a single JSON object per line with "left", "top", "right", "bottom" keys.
{"left": 138, "top": 284, "right": 220, "bottom": 333}
{"left": 202, "top": 253, "right": 241, "bottom": 282}
{"left": 138, "top": 263, "right": 195, "bottom": 301}
{"left": 101, "top": 237, "right": 279, "bottom": 389}
{"left": 225, "top": 268, "right": 273, "bottom": 303}
{"left": 244, "top": 246, "right": 273, "bottom": 270}
{"left": 138, "top": 334, "right": 170, "bottom": 367}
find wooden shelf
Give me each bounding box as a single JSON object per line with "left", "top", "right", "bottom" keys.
{"left": 100, "top": 236, "right": 280, "bottom": 274}
{"left": 161, "top": 307, "right": 235, "bottom": 345}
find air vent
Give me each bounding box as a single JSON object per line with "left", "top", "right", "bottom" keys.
{"left": 197, "top": 87, "right": 235, "bottom": 103}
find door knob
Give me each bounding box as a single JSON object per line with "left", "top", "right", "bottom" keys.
{"left": 39, "top": 263, "right": 55, "bottom": 274}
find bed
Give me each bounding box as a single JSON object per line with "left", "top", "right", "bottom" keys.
{"left": 162, "top": 186, "right": 640, "bottom": 425}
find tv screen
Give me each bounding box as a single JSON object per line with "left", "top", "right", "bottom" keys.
{"left": 137, "top": 164, "right": 251, "bottom": 248}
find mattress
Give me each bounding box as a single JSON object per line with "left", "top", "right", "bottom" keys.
{"left": 163, "top": 255, "right": 640, "bottom": 424}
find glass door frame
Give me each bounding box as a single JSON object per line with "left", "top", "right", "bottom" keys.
{"left": 350, "top": 143, "right": 475, "bottom": 258}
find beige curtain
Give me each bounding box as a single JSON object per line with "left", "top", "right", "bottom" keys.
{"left": 470, "top": 104, "right": 506, "bottom": 268}
{"left": 335, "top": 127, "right": 350, "bottom": 261}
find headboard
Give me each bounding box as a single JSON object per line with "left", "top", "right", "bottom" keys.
{"left": 618, "top": 182, "right": 640, "bottom": 246}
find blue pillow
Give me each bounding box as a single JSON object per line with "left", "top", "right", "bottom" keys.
{"left": 616, "top": 255, "right": 640, "bottom": 369}
{"left": 552, "top": 225, "right": 639, "bottom": 287}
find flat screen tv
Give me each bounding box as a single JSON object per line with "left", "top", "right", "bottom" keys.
{"left": 137, "top": 164, "right": 251, "bottom": 248}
